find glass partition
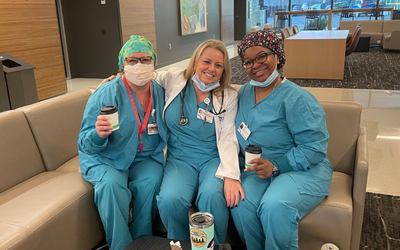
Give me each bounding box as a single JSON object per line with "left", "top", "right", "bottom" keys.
{"left": 246, "top": 0, "right": 393, "bottom": 35}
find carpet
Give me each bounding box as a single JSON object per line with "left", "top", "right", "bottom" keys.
{"left": 360, "top": 192, "right": 400, "bottom": 250}
{"left": 230, "top": 47, "right": 400, "bottom": 90}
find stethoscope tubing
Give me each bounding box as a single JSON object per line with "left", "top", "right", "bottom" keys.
{"left": 179, "top": 81, "right": 225, "bottom": 126}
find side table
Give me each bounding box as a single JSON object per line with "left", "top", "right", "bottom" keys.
{"left": 355, "top": 34, "right": 371, "bottom": 52}
{"left": 125, "top": 236, "right": 232, "bottom": 250}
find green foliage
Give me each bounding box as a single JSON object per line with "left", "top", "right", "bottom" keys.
{"left": 303, "top": 17, "right": 329, "bottom": 30}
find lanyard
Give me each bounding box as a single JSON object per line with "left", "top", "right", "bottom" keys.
{"left": 123, "top": 76, "right": 153, "bottom": 154}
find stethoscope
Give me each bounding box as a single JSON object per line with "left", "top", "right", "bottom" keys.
{"left": 179, "top": 81, "right": 226, "bottom": 126}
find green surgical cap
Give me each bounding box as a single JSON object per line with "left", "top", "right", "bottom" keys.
{"left": 118, "top": 35, "right": 156, "bottom": 70}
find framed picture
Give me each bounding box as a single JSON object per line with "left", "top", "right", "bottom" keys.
{"left": 180, "top": 0, "right": 207, "bottom": 36}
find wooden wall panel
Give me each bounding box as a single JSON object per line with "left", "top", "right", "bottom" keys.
{"left": 0, "top": 0, "right": 67, "bottom": 101}
{"left": 221, "top": 0, "right": 234, "bottom": 45}
{"left": 119, "top": 0, "right": 158, "bottom": 61}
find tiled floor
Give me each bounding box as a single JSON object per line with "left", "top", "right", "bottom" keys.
{"left": 67, "top": 42, "right": 400, "bottom": 199}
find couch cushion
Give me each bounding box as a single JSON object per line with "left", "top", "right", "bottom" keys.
{"left": 0, "top": 110, "right": 45, "bottom": 193}
{"left": 19, "top": 89, "right": 93, "bottom": 171}
{"left": 339, "top": 20, "right": 382, "bottom": 33}
{"left": 0, "top": 172, "right": 65, "bottom": 206}
{"left": 0, "top": 172, "right": 104, "bottom": 250}
{"left": 383, "top": 20, "right": 400, "bottom": 33}
{"left": 320, "top": 101, "right": 361, "bottom": 175}
{"left": 0, "top": 223, "right": 29, "bottom": 250}
{"left": 359, "top": 20, "right": 383, "bottom": 33}
{"left": 299, "top": 171, "right": 353, "bottom": 250}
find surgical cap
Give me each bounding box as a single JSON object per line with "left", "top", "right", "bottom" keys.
{"left": 237, "top": 30, "right": 286, "bottom": 70}
{"left": 118, "top": 35, "right": 156, "bottom": 70}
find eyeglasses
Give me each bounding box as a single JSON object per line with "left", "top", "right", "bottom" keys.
{"left": 125, "top": 56, "right": 153, "bottom": 65}
{"left": 242, "top": 52, "right": 275, "bottom": 69}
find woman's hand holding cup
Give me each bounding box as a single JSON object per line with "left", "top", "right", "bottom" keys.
{"left": 95, "top": 115, "right": 113, "bottom": 138}
{"left": 244, "top": 158, "right": 275, "bottom": 179}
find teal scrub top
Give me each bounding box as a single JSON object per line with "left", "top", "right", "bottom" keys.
{"left": 165, "top": 82, "right": 218, "bottom": 167}
{"left": 235, "top": 79, "right": 332, "bottom": 196}
{"left": 78, "top": 78, "right": 167, "bottom": 182}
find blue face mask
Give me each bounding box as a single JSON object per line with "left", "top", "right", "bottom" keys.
{"left": 249, "top": 55, "right": 280, "bottom": 88}
{"left": 192, "top": 73, "right": 220, "bottom": 93}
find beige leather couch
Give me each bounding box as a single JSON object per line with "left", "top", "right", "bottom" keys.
{"left": 0, "top": 89, "right": 104, "bottom": 250}
{"left": 382, "top": 20, "right": 400, "bottom": 50}
{"left": 0, "top": 87, "right": 368, "bottom": 250}
{"left": 338, "top": 20, "right": 384, "bottom": 45}
{"left": 338, "top": 20, "right": 400, "bottom": 49}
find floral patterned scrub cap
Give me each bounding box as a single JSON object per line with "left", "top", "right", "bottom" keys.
{"left": 237, "top": 30, "right": 286, "bottom": 70}
{"left": 118, "top": 35, "right": 156, "bottom": 70}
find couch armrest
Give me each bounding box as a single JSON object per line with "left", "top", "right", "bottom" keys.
{"left": 389, "top": 29, "right": 400, "bottom": 50}
{"left": 350, "top": 126, "right": 369, "bottom": 250}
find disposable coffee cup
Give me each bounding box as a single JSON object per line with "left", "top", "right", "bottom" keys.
{"left": 245, "top": 144, "right": 262, "bottom": 168}
{"left": 100, "top": 105, "right": 119, "bottom": 131}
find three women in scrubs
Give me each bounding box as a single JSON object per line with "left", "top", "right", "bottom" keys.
{"left": 156, "top": 39, "right": 243, "bottom": 244}
{"left": 78, "top": 35, "right": 168, "bottom": 250}
{"left": 231, "top": 30, "right": 333, "bottom": 250}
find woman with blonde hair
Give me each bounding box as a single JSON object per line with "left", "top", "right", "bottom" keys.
{"left": 156, "top": 39, "right": 243, "bottom": 245}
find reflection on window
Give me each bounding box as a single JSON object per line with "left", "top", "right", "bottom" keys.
{"left": 246, "top": 0, "right": 393, "bottom": 32}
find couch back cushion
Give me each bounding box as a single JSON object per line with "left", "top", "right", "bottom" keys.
{"left": 0, "top": 110, "right": 45, "bottom": 193}
{"left": 320, "top": 101, "right": 362, "bottom": 175}
{"left": 359, "top": 20, "right": 383, "bottom": 33}
{"left": 339, "top": 20, "right": 383, "bottom": 33}
{"left": 19, "top": 89, "right": 93, "bottom": 171}
{"left": 383, "top": 20, "right": 400, "bottom": 33}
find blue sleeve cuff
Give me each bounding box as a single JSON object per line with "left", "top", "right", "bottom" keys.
{"left": 270, "top": 155, "right": 292, "bottom": 173}
{"left": 91, "top": 129, "right": 107, "bottom": 146}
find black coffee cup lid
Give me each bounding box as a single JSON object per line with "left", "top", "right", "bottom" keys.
{"left": 100, "top": 105, "right": 118, "bottom": 115}
{"left": 245, "top": 144, "right": 262, "bottom": 154}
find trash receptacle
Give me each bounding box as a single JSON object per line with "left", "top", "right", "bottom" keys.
{"left": 0, "top": 53, "right": 38, "bottom": 110}
{"left": 0, "top": 62, "right": 10, "bottom": 112}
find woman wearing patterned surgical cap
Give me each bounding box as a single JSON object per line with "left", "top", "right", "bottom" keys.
{"left": 230, "top": 30, "right": 333, "bottom": 250}
{"left": 78, "top": 35, "right": 168, "bottom": 250}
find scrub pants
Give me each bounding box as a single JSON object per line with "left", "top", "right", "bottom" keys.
{"left": 92, "top": 158, "right": 163, "bottom": 250}
{"left": 156, "top": 157, "right": 228, "bottom": 244}
{"left": 230, "top": 172, "right": 326, "bottom": 250}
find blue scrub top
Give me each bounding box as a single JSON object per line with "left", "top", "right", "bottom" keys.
{"left": 165, "top": 82, "right": 218, "bottom": 167}
{"left": 235, "top": 79, "right": 332, "bottom": 196}
{"left": 78, "top": 78, "right": 167, "bottom": 182}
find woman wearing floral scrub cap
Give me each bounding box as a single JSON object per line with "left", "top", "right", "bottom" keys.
{"left": 230, "top": 30, "right": 333, "bottom": 250}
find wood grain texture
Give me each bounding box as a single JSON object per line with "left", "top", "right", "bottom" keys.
{"left": 119, "top": 0, "right": 158, "bottom": 62}
{"left": 284, "top": 31, "right": 348, "bottom": 80}
{"left": 0, "top": 0, "right": 67, "bottom": 100}
{"left": 221, "top": 0, "right": 234, "bottom": 45}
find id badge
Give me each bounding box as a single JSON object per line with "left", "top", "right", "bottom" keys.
{"left": 197, "top": 108, "right": 214, "bottom": 123}
{"left": 238, "top": 121, "right": 251, "bottom": 140}
{"left": 148, "top": 123, "right": 159, "bottom": 135}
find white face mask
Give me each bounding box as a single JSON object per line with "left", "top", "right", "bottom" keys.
{"left": 249, "top": 55, "right": 279, "bottom": 88}
{"left": 192, "top": 73, "right": 220, "bottom": 93}
{"left": 124, "top": 64, "right": 154, "bottom": 86}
